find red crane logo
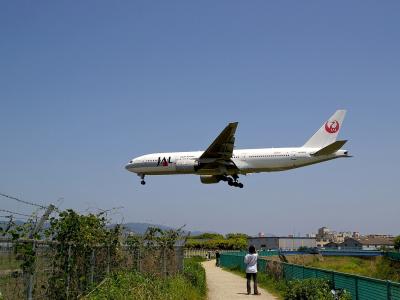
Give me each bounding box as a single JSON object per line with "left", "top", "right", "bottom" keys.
{"left": 325, "top": 120, "right": 340, "bottom": 133}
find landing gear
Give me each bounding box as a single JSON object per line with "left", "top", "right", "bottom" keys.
{"left": 139, "top": 174, "right": 146, "bottom": 185}
{"left": 224, "top": 175, "right": 243, "bottom": 188}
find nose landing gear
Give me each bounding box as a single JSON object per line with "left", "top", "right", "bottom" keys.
{"left": 139, "top": 174, "right": 146, "bottom": 185}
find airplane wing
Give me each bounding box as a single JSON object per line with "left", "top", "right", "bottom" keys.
{"left": 200, "top": 122, "right": 238, "bottom": 161}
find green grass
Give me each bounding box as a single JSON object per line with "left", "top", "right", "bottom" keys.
{"left": 223, "top": 266, "right": 285, "bottom": 299}
{"left": 303, "top": 256, "right": 400, "bottom": 282}
{"left": 0, "top": 256, "right": 20, "bottom": 271}
{"left": 86, "top": 258, "right": 206, "bottom": 300}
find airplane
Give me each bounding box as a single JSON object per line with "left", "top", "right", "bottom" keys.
{"left": 125, "top": 110, "right": 350, "bottom": 188}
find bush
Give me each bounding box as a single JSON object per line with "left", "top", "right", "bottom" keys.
{"left": 189, "top": 256, "right": 207, "bottom": 263}
{"left": 185, "top": 237, "right": 247, "bottom": 250}
{"left": 284, "top": 278, "right": 351, "bottom": 300}
{"left": 394, "top": 236, "right": 400, "bottom": 251}
{"left": 189, "top": 233, "right": 224, "bottom": 240}
{"left": 183, "top": 258, "right": 207, "bottom": 296}
{"left": 298, "top": 246, "right": 309, "bottom": 252}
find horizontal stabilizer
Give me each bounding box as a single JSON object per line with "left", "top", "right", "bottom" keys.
{"left": 312, "top": 140, "right": 347, "bottom": 156}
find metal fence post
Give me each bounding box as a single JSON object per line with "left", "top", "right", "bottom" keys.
{"left": 90, "top": 249, "right": 95, "bottom": 286}
{"left": 162, "top": 247, "right": 167, "bottom": 278}
{"left": 26, "top": 241, "right": 36, "bottom": 300}
{"left": 136, "top": 248, "right": 140, "bottom": 271}
{"left": 387, "top": 280, "right": 392, "bottom": 300}
{"left": 66, "top": 244, "right": 72, "bottom": 300}
{"left": 175, "top": 246, "right": 183, "bottom": 273}
{"left": 138, "top": 248, "right": 142, "bottom": 272}
{"left": 106, "top": 244, "right": 110, "bottom": 274}
{"left": 355, "top": 276, "right": 359, "bottom": 300}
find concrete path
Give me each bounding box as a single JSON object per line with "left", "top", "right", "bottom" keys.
{"left": 202, "top": 260, "right": 277, "bottom": 300}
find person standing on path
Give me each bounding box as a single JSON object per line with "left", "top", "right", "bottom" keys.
{"left": 244, "top": 245, "right": 260, "bottom": 295}
{"left": 215, "top": 250, "right": 220, "bottom": 267}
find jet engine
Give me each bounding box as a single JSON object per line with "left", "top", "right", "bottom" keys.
{"left": 200, "top": 175, "right": 221, "bottom": 184}
{"left": 175, "top": 159, "right": 199, "bottom": 172}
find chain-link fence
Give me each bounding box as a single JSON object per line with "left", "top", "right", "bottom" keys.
{"left": 0, "top": 238, "right": 184, "bottom": 300}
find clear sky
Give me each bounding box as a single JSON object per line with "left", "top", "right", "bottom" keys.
{"left": 1, "top": 1, "right": 399, "bottom": 236}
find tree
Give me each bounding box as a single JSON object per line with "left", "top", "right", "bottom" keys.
{"left": 189, "top": 232, "right": 224, "bottom": 240}
{"left": 45, "top": 209, "right": 122, "bottom": 299}
{"left": 394, "top": 236, "right": 400, "bottom": 251}
{"left": 225, "top": 233, "right": 249, "bottom": 239}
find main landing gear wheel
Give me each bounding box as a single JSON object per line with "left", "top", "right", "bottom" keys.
{"left": 226, "top": 175, "right": 244, "bottom": 188}
{"left": 141, "top": 180, "right": 146, "bottom": 185}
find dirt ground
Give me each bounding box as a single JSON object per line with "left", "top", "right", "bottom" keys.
{"left": 202, "top": 260, "right": 277, "bottom": 300}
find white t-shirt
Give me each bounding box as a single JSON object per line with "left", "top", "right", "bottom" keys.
{"left": 244, "top": 253, "right": 258, "bottom": 273}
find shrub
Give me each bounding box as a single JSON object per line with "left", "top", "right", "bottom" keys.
{"left": 298, "top": 246, "right": 309, "bottom": 252}
{"left": 225, "top": 233, "right": 249, "bottom": 239}
{"left": 394, "top": 236, "right": 400, "bottom": 251}
{"left": 189, "top": 256, "right": 207, "bottom": 263}
{"left": 284, "top": 278, "right": 351, "bottom": 300}
{"left": 183, "top": 258, "right": 207, "bottom": 296}
{"left": 189, "top": 233, "right": 224, "bottom": 240}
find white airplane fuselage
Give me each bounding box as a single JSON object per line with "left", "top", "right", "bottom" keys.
{"left": 125, "top": 147, "right": 349, "bottom": 176}
{"left": 125, "top": 110, "right": 350, "bottom": 187}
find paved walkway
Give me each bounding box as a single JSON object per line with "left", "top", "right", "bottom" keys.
{"left": 202, "top": 260, "right": 277, "bottom": 300}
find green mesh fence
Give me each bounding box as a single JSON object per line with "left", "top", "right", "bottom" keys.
{"left": 219, "top": 252, "right": 400, "bottom": 299}
{"left": 386, "top": 251, "right": 400, "bottom": 261}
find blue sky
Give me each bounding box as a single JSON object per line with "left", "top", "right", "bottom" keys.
{"left": 1, "top": 1, "right": 399, "bottom": 235}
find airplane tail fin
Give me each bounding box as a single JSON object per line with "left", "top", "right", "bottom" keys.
{"left": 303, "top": 110, "right": 346, "bottom": 148}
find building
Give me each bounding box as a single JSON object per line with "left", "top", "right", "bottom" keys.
{"left": 248, "top": 236, "right": 316, "bottom": 250}
{"left": 316, "top": 226, "right": 361, "bottom": 245}
{"left": 317, "top": 227, "right": 330, "bottom": 239}
{"left": 324, "top": 242, "right": 340, "bottom": 248}
{"left": 316, "top": 240, "right": 331, "bottom": 248}
{"left": 341, "top": 237, "right": 394, "bottom": 250}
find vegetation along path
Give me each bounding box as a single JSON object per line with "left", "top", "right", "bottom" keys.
{"left": 202, "top": 260, "right": 277, "bottom": 300}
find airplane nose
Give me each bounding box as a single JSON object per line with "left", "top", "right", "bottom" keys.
{"left": 125, "top": 162, "right": 134, "bottom": 171}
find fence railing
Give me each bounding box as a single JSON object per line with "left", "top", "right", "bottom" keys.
{"left": 219, "top": 252, "right": 400, "bottom": 300}
{"left": 184, "top": 249, "right": 243, "bottom": 259}
{"left": 0, "top": 239, "right": 184, "bottom": 300}
{"left": 385, "top": 251, "right": 400, "bottom": 261}
{"left": 280, "top": 249, "right": 385, "bottom": 257}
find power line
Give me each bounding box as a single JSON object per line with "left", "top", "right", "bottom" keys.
{"left": 0, "top": 209, "right": 35, "bottom": 218}
{"left": 0, "top": 192, "right": 46, "bottom": 209}
{"left": 0, "top": 215, "right": 12, "bottom": 218}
